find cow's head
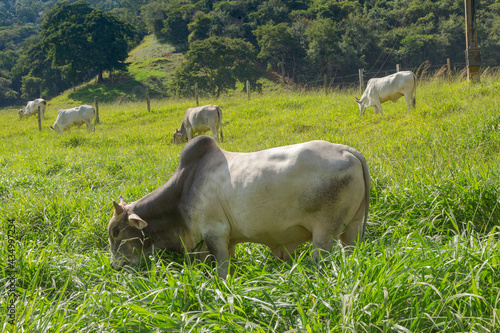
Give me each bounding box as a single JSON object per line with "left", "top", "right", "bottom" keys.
{"left": 108, "top": 197, "right": 150, "bottom": 270}
{"left": 50, "top": 123, "right": 63, "bottom": 133}
{"left": 173, "top": 129, "right": 186, "bottom": 144}
{"left": 356, "top": 98, "right": 366, "bottom": 116}
{"left": 18, "top": 109, "right": 25, "bottom": 118}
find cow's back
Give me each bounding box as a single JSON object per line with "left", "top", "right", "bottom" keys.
{"left": 365, "top": 71, "right": 414, "bottom": 102}
{"left": 186, "top": 105, "right": 219, "bottom": 130}
{"left": 53, "top": 105, "right": 95, "bottom": 131}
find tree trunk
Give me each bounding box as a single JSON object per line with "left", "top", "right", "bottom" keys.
{"left": 98, "top": 68, "right": 103, "bottom": 83}
{"left": 281, "top": 53, "right": 286, "bottom": 83}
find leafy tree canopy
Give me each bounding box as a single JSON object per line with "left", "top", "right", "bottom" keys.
{"left": 172, "top": 36, "right": 262, "bottom": 96}
{"left": 2, "top": 0, "right": 500, "bottom": 103}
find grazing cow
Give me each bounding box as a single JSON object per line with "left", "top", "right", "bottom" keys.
{"left": 357, "top": 71, "right": 416, "bottom": 116}
{"left": 108, "top": 135, "right": 370, "bottom": 278}
{"left": 18, "top": 99, "right": 47, "bottom": 119}
{"left": 50, "top": 105, "right": 95, "bottom": 133}
{"left": 173, "top": 105, "right": 223, "bottom": 144}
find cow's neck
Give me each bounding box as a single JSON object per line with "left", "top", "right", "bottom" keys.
{"left": 130, "top": 174, "right": 186, "bottom": 251}
{"left": 179, "top": 123, "right": 188, "bottom": 138}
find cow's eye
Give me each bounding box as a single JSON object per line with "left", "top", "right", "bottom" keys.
{"left": 112, "top": 228, "right": 120, "bottom": 238}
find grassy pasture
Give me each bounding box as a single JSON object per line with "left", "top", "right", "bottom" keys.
{"left": 1, "top": 76, "right": 500, "bottom": 332}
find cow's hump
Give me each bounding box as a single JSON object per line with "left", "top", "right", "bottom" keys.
{"left": 178, "top": 135, "right": 220, "bottom": 168}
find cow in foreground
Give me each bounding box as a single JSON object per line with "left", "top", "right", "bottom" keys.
{"left": 18, "top": 99, "right": 47, "bottom": 119}
{"left": 50, "top": 105, "right": 95, "bottom": 133}
{"left": 357, "top": 71, "right": 416, "bottom": 116}
{"left": 108, "top": 135, "right": 370, "bottom": 278}
{"left": 173, "top": 105, "right": 223, "bottom": 144}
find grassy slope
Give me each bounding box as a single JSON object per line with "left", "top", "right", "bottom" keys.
{"left": 48, "top": 35, "right": 184, "bottom": 106}
{"left": 1, "top": 39, "right": 499, "bottom": 331}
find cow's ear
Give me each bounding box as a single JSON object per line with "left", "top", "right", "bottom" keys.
{"left": 129, "top": 214, "right": 148, "bottom": 229}
{"left": 113, "top": 201, "right": 124, "bottom": 215}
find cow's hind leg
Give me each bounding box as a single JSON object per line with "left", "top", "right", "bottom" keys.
{"left": 311, "top": 217, "right": 345, "bottom": 259}
{"left": 211, "top": 128, "right": 219, "bottom": 142}
{"left": 404, "top": 93, "right": 415, "bottom": 113}
{"left": 86, "top": 121, "right": 94, "bottom": 132}
{"left": 340, "top": 213, "right": 365, "bottom": 248}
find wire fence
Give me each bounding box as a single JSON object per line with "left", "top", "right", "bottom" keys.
{"left": 299, "top": 56, "right": 500, "bottom": 91}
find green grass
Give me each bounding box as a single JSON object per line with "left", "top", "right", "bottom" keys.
{"left": 1, "top": 75, "right": 499, "bottom": 332}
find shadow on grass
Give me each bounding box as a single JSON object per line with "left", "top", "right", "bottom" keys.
{"left": 67, "top": 75, "right": 166, "bottom": 104}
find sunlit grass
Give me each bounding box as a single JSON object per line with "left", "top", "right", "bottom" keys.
{"left": 1, "top": 75, "right": 499, "bottom": 331}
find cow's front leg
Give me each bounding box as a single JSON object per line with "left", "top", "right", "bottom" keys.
{"left": 203, "top": 232, "right": 230, "bottom": 278}
{"left": 374, "top": 101, "right": 384, "bottom": 115}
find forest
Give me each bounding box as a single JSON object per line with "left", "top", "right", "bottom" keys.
{"left": 1, "top": 0, "right": 500, "bottom": 106}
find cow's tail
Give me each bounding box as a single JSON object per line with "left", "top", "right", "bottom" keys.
{"left": 216, "top": 105, "right": 223, "bottom": 142}
{"left": 411, "top": 72, "right": 417, "bottom": 108}
{"left": 349, "top": 148, "right": 370, "bottom": 243}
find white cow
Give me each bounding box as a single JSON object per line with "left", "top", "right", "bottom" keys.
{"left": 108, "top": 135, "right": 370, "bottom": 278}
{"left": 357, "top": 71, "right": 416, "bottom": 116}
{"left": 18, "top": 99, "right": 47, "bottom": 119}
{"left": 173, "top": 105, "right": 223, "bottom": 144}
{"left": 50, "top": 105, "right": 95, "bottom": 133}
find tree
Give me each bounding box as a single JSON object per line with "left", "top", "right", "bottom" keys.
{"left": 254, "top": 23, "right": 298, "bottom": 82}
{"left": 305, "top": 17, "right": 340, "bottom": 79}
{"left": 12, "top": 37, "right": 68, "bottom": 99}
{"left": 161, "top": 4, "right": 191, "bottom": 47}
{"left": 188, "top": 12, "right": 211, "bottom": 44}
{"left": 85, "top": 8, "right": 136, "bottom": 82}
{"left": 41, "top": 0, "right": 136, "bottom": 84}
{"left": 0, "top": 77, "right": 17, "bottom": 106}
{"left": 172, "top": 36, "right": 262, "bottom": 97}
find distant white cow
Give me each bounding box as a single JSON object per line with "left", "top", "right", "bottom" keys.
{"left": 173, "top": 105, "right": 223, "bottom": 144}
{"left": 19, "top": 99, "right": 47, "bottom": 119}
{"left": 50, "top": 105, "right": 95, "bottom": 133}
{"left": 357, "top": 71, "right": 416, "bottom": 116}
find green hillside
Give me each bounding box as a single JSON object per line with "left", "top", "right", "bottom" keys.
{"left": 48, "top": 35, "right": 184, "bottom": 105}
{"left": 1, "top": 72, "right": 499, "bottom": 331}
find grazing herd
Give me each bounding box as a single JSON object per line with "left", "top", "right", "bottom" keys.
{"left": 20, "top": 71, "right": 416, "bottom": 277}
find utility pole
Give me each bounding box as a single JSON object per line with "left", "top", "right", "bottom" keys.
{"left": 465, "top": 0, "right": 481, "bottom": 82}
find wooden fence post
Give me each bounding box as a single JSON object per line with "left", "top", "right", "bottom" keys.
{"left": 94, "top": 96, "right": 100, "bottom": 124}
{"left": 246, "top": 80, "right": 250, "bottom": 100}
{"left": 194, "top": 83, "right": 199, "bottom": 106}
{"left": 145, "top": 87, "right": 150, "bottom": 112}
{"left": 358, "top": 69, "right": 364, "bottom": 95}
{"left": 37, "top": 106, "right": 42, "bottom": 131}
{"left": 396, "top": 64, "right": 401, "bottom": 72}
{"left": 447, "top": 58, "right": 451, "bottom": 81}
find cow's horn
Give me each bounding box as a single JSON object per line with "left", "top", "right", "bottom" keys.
{"left": 113, "top": 201, "right": 124, "bottom": 215}
{"left": 119, "top": 195, "right": 127, "bottom": 206}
